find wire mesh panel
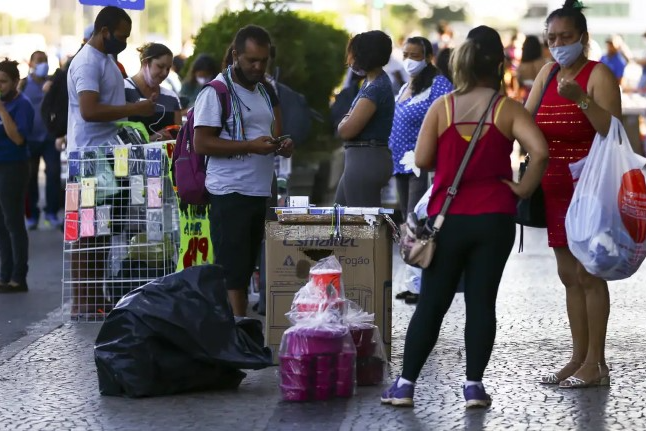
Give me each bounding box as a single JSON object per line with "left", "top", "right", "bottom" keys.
{"left": 62, "top": 142, "right": 179, "bottom": 322}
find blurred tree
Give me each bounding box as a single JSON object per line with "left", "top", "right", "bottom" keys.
{"left": 383, "top": 4, "right": 419, "bottom": 42}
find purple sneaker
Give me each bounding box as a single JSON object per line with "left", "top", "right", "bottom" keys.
{"left": 381, "top": 377, "right": 414, "bottom": 407}
{"left": 463, "top": 383, "right": 492, "bottom": 408}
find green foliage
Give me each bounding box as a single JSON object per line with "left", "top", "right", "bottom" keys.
{"left": 190, "top": 9, "right": 349, "bottom": 117}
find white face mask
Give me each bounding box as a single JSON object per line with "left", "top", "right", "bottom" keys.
{"left": 403, "top": 58, "right": 426, "bottom": 76}
{"left": 196, "top": 77, "right": 208, "bottom": 86}
{"left": 549, "top": 36, "right": 584, "bottom": 68}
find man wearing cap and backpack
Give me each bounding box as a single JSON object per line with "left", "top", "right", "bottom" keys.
{"left": 192, "top": 25, "right": 293, "bottom": 317}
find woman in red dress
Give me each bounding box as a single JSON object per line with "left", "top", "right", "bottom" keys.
{"left": 526, "top": 0, "right": 622, "bottom": 388}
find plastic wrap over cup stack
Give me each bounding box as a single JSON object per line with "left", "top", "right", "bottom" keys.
{"left": 344, "top": 301, "right": 387, "bottom": 386}
{"left": 279, "top": 257, "right": 357, "bottom": 402}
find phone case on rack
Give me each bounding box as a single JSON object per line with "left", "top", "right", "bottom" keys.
{"left": 129, "top": 146, "right": 145, "bottom": 175}
{"left": 130, "top": 175, "right": 145, "bottom": 205}
{"left": 82, "top": 150, "right": 97, "bottom": 177}
{"left": 67, "top": 151, "right": 81, "bottom": 181}
{"left": 80, "top": 208, "right": 95, "bottom": 237}
{"left": 146, "top": 147, "right": 162, "bottom": 177}
{"left": 146, "top": 209, "right": 163, "bottom": 242}
{"left": 114, "top": 146, "right": 129, "bottom": 177}
{"left": 147, "top": 177, "right": 162, "bottom": 208}
{"left": 65, "top": 183, "right": 80, "bottom": 211}
{"left": 81, "top": 178, "right": 96, "bottom": 207}
{"left": 96, "top": 205, "right": 112, "bottom": 236}
{"left": 64, "top": 212, "right": 79, "bottom": 242}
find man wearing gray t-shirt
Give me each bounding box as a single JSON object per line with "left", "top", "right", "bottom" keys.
{"left": 194, "top": 25, "right": 293, "bottom": 317}
{"left": 66, "top": 6, "right": 155, "bottom": 319}
{"left": 67, "top": 6, "right": 155, "bottom": 152}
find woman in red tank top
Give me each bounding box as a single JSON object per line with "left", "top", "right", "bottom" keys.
{"left": 381, "top": 26, "right": 548, "bottom": 409}
{"left": 526, "top": 0, "right": 622, "bottom": 389}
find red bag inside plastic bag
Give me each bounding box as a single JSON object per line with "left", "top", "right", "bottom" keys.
{"left": 343, "top": 300, "right": 388, "bottom": 386}
{"left": 309, "top": 255, "right": 344, "bottom": 299}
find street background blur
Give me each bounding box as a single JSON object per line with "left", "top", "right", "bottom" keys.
{"left": 1, "top": 0, "right": 646, "bottom": 86}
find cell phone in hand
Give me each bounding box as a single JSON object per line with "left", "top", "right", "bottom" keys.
{"left": 272, "top": 134, "right": 291, "bottom": 145}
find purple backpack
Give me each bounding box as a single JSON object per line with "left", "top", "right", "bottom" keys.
{"left": 172, "top": 80, "right": 231, "bottom": 205}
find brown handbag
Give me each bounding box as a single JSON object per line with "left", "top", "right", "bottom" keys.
{"left": 400, "top": 91, "right": 498, "bottom": 269}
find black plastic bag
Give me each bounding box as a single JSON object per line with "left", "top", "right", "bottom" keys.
{"left": 94, "top": 264, "right": 273, "bottom": 397}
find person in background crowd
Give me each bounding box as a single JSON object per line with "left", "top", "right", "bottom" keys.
{"left": 435, "top": 48, "right": 453, "bottom": 85}
{"left": 636, "top": 32, "right": 646, "bottom": 93}
{"left": 336, "top": 30, "right": 395, "bottom": 207}
{"left": 517, "top": 35, "right": 549, "bottom": 102}
{"left": 193, "top": 25, "right": 293, "bottom": 317}
{"left": 383, "top": 48, "right": 408, "bottom": 96}
{"left": 180, "top": 54, "right": 218, "bottom": 109}
{"left": 390, "top": 37, "right": 453, "bottom": 305}
{"left": 125, "top": 42, "right": 181, "bottom": 140}
{"left": 503, "top": 31, "right": 525, "bottom": 98}
{"left": 432, "top": 20, "right": 454, "bottom": 56}
{"left": 528, "top": 0, "right": 620, "bottom": 389}
{"left": 66, "top": 6, "right": 155, "bottom": 318}
{"left": 600, "top": 35, "right": 628, "bottom": 86}
{"left": 0, "top": 59, "right": 35, "bottom": 293}
{"left": 162, "top": 54, "right": 184, "bottom": 97}
{"left": 381, "top": 25, "right": 548, "bottom": 409}
{"left": 21, "top": 51, "right": 61, "bottom": 231}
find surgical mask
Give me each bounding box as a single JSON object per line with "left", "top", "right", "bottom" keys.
{"left": 549, "top": 36, "right": 583, "bottom": 68}
{"left": 349, "top": 65, "right": 367, "bottom": 77}
{"left": 103, "top": 32, "right": 127, "bottom": 55}
{"left": 196, "top": 77, "right": 208, "bottom": 86}
{"left": 403, "top": 58, "right": 426, "bottom": 76}
{"left": 32, "top": 62, "right": 49, "bottom": 78}
{"left": 143, "top": 64, "right": 155, "bottom": 87}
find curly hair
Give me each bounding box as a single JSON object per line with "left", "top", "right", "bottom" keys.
{"left": 0, "top": 58, "right": 20, "bottom": 82}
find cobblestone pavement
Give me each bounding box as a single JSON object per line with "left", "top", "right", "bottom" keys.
{"left": 1, "top": 227, "right": 646, "bottom": 430}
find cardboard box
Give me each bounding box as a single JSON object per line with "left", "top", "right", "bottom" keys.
{"left": 265, "top": 217, "right": 393, "bottom": 363}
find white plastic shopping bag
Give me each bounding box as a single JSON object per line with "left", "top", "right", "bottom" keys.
{"left": 566, "top": 116, "right": 646, "bottom": 280}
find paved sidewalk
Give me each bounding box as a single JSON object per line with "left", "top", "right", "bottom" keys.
{"left": 1, "top": 227, "right": 646, "bottom": 430}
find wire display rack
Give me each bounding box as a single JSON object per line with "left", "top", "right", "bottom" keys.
{"left": 62, "top": 142, "right": 179, "bottom": 322}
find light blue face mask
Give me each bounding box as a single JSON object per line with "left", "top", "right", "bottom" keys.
{"left": 33, "top": 62, "right": 49, "bottom": 78}
{"left": 549, "top": 36, "right": 584, "bottom": 68}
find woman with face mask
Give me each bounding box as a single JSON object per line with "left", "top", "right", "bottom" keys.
{"left": 336, "top": 30, "right": 395, "bottom": 207}
{"left": 124, "top": 43, "right": 181, "bottom": 140}
{"left": 0, "top": 59, "right": 35, "bottom": 293}
{"left": 526, "top": 0, "right": 621, "bottom": 389}
{"left": 389, "top": 37, "right": 453, "bottom": 304}
{"left": 390, "top": 38, "right": 453, "bottom": 218}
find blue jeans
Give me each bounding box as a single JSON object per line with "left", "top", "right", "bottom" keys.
{"left": 0, "top": 161, "right": 29, "bottom": 283}
{"left": 27, "top": 139, "right": 61, "bottom": 220}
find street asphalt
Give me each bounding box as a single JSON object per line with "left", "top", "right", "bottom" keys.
{"left": 0, "top": 226, "right": 645, "bottom": 430}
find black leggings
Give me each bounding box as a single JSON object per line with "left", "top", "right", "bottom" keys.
{"left": 401, "top": 213, "right": 515, "bottom": 382}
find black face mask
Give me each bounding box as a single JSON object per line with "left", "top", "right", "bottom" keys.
{"left": 103, "top": 31, "right": 127, "bottom": 55}
{"left": 234, "top": 64, "right": 258, "bottom": 87}
{"left": 0, "top": 89, "right": 17, "bottom": 102}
